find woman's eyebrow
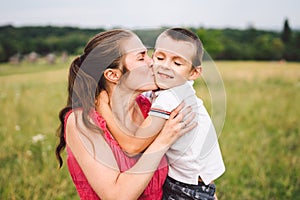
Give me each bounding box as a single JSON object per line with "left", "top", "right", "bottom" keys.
{"left": 136, "top": 51, "right": 146, "bottom": 56}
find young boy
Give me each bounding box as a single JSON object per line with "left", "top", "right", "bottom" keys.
{"left": 102, "top": 28, "right": 225, "bottom": 199}
{"left": 148, "top": 28, "right": 225, "bottom": 200}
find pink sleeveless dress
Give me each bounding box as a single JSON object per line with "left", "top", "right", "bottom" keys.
{"left": 64, "top": 95, "right": 168, "bottom": 200}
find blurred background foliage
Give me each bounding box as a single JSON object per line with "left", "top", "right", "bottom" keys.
{"left": 0, "top": 19, "right": 299, "bottom": 63}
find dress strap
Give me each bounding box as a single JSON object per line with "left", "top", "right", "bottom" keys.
{"left": 136, "top": 94, "right": 151, "bottom": 119}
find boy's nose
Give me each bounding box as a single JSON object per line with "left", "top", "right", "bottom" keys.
{"left": 159, "top": 61, "right": 171, "bottom": 70}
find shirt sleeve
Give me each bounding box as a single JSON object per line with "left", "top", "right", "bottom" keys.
{"left": 148, "top": 90, "right": 180, "bottom": 119}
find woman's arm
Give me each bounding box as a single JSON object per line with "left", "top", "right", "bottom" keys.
{"left": 66, "top": 108, "right": 196, "bottom": 200}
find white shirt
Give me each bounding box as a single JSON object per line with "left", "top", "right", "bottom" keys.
{"left": 149, "top": 81, "right": 225, "bottom": 185}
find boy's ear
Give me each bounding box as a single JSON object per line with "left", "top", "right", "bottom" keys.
{"left": 189, "top": 66, "right": 202, "bottom": 80}
{"left": 103, "top": 68, "right": 122, "bottom": 84}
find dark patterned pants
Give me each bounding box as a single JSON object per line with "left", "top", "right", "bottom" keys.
{"left": 162, "top": 176, "right": 216, "bottom": 200}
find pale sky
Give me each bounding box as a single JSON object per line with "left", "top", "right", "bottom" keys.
{"left": 1, "top": 0, "right": 299, "bottom": 30}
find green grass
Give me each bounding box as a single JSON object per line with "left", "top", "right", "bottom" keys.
{"left": 0, "top": 62, "right": 79, "bottom": 199}
{"left": 0, "top": 61, "right": 299, "bottom": 199}
{"left": 213, "top": 61, "right": 300, "bottom": 199}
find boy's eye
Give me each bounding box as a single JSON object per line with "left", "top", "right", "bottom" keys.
{"left": 174, "top": 62, "right": 182, "bottom": 66}
{"left": 156, "top": 56, "right": 163, "bottom": 60}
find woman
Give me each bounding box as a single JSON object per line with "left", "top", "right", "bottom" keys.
{"left": 55, "top": 29, "right": 196, "bottom": 199}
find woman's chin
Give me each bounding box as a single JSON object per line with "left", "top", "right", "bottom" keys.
{"left": 141, "top": 84, "right": 158, "bottom": 92}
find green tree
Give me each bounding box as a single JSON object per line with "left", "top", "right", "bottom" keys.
{"left": 254, "top": 35, "right": 284, "bottom": 60}
{"left": 0, "top": 44, "right": 5, "bottom": 61}
{"left": 281, "top": 19, "right": 292, "bottom": 43}
{"left": 280, "top": 18, "right": 300, "bottom": 61}
{"left": 196, "top": 29, "right": 224, "bottom": 59}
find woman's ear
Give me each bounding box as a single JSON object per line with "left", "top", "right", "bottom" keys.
{"left": 103, "top": 68, "right": 122, "bottom": 84}
{"left": 189, "top": 66, "right": 202, "bottom": 80}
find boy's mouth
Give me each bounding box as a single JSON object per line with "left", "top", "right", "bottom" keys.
{"left": 157, "top": 71, "right": 174, "bottom": 79}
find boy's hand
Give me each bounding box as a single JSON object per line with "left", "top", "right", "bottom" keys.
{"left": 95, "top": 90, "right": 110, "bottom": 115}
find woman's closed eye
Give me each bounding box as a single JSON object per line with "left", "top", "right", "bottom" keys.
{"left": 137, "top": 51, "right": 147, "bottom": 61}
{"left": 137, "top": 55, "right": 145, "bottom": 61}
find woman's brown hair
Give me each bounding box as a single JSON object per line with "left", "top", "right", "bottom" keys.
{"left": 55, "top": 29, "right": 133, "bottom": 168}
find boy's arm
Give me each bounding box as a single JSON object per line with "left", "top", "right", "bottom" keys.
{"left": 134, "top": 115, "right": 166, "bottom": 138}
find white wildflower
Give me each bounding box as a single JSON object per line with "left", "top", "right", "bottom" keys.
{"left": 32, "top": 134, "right": 45, "bottom": 143}
{"left": 15, "top": 125, "right": 21, "bottom": 131}
{"left": 26, "top": 150, "right": 32, "bottom": 157}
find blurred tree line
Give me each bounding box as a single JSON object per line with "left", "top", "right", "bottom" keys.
{"left": 0, "top": 19, "right": 299, "bottom": 62}
{"left": 0, "top": 25, "right": 105, "bottom": 62}
{"left": 190, "top": 19, "right": 300, "bottom": 61}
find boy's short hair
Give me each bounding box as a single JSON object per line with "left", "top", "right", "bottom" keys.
{"left": 162, "top": 28, "right": 203, "bottom": 67}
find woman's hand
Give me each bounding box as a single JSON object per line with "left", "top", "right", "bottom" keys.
{"left": 154, "top": 102, "right": 197, "bottom": 148}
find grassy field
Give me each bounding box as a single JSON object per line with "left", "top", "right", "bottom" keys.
{"left": 0, "top": 61, "right": 299, "bottom": 199}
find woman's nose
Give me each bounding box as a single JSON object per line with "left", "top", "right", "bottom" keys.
{"left": 145, "top": 55, "right": 153, "bottom": 66}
